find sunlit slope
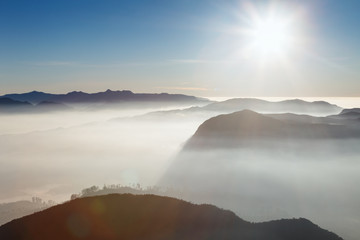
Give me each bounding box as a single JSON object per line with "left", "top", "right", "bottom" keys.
{"left": 0, "top": 194, "right": 342, "bottom": 240}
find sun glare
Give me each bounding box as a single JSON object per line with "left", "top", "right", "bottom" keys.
{"left": 237, "top": 3, "right": 301, "bottom": 60}
{"left": 250, "top": 17, "right": 293, "bottom": 55}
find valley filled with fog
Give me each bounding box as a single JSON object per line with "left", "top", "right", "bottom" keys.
{"left": 1, "top": 97, "right": 360, "bottom": 240}
{"left": 0, "top": 104, "right": 203, "bottom": 202}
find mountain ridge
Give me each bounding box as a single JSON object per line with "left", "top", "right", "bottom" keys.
{"left": 135, "top": 98, "right": 343, "bottom": 123}
{"left": 201, "top": 98, "right": 342, "bottom": 115}
{"left": 184, "top": 109, "right": 360, "bottom": 149}
{"left": 2, "top": 90, "right": 209, "bottom": 105}
{"left": 0, "top": 194, "right": 342, "bottom": 240}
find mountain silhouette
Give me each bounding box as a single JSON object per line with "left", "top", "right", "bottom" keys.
{"left": 185, "top": 110, "right": 360, "bottom": 149}
{"left": 0, "top": 97, "right": 73, "bottom": 113}
{"left": 0, "top": 97, "right": 33, "bottom": 113}
{"left": 340, "top": 108, "right": 360, "bottom": 115}
{"left": 0, "top": 97, "right": 32, "bottom": 106}
{"left": 328, "top": 108, "right": 360, "bottom": 120}
{"left": 0, "top": 194, "right": 342, "bottom": 240}
{"left": 2, "top": 90, "right": 209, "bottom": 105}
{"left": 2, "top": 91, "right": 57, "bottom": 105}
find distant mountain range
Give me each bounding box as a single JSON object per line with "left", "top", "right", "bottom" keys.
{"left": 0, "top": 97, "right": 70, "bottom": 113}
{"left": 139, "top": 98, "right": 343, "bottom": 123}
{"left": 202, "top": 98, "right": 342, "bottom": 115}
{"left": 0, "top": 97, "right": 32, "bottom": 107}
{"left": 185, "top": 110, "right": 360, "bottom": 149}
{"left": 0, "top": 194, "right": 342, "bottom": 240}
{"left": 1, "top": 91, "right": 347, "bottom": 117}
{"left": 1, "top": 90, "right": 209, "bottom": 105}
{"left": 0, "top": 90, "right": 210, "bottom": 113}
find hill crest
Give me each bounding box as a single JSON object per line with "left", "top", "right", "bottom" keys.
{"left": 0, "top": 194, "right": 342, "bottom": 240}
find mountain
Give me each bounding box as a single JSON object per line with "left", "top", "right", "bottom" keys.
{"left": 134, "top": 98, "right": 343, "bottom": 124}
{"left": 2, "top": 91, "right": 57, "bottom": 105}
{"left": 2, "top": 90, "right": 209, "bottom": 105}
{"left": 340, "top": 108, "right": 360, "bottom": 115}
{"left": 0, "top": 97, "right": 72, "bottom": 113}
{"left": 0, "top": 97, "right": 32, "bottom": 107}
{"left": 0, "top": 194, "right": 342, "bottom": 240}
{"left": 328, "top": 108, "right": 360, "bottom": 120}
{"left": 185, "top": 110, "right": 360, "bottom": 149}
{"left": 0, "top": 97, "right": 33, "bottom": 113}
{"left": 201, "top": 98, "right": 342, "bottom": 115}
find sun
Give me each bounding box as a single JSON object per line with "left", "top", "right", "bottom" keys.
{"left": 236, "top": 2, "right": 301, "bottom": 60}
{"left": 247, "top": 15, "right": 294, "bottom": 57}
{"left": 250, "top": 17, "right": 292, "bottom": 55}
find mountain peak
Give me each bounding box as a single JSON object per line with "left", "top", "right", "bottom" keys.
{"left": 67, "top": 91, "right": 85, "bottom": 94}
{"left": 192, "top": 109, "right": 281, "bottom": 139}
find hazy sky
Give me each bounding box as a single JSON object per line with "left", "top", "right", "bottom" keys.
{"left": 1, "top": 0, "right": 359, "bottom": 97}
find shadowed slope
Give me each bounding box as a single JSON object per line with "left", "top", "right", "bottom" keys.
{"left": 185, "top": 110, "right": 360, "bottom": 149}
{"left": 329, "top": 108, "right": 360, "bottom": 120}
{"left": 0, "top": 97, "right": 71, "bottom": 113}
{"left": 0, "top": 97, "right": 33, "bottom": 113}
{"left": 0, "top": 97, "right": 32, "bottom": 107}
{"left": 340, "top": 108, "right": 360, "bottom": 114}
{"left": 0, "top": 194, "right": 342, "bottom": 240}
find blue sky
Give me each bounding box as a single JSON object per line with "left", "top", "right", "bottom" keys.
{"left": 1, "top": 0, "right": 359, "bottom": 96}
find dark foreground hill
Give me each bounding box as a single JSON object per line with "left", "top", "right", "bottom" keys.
{"left": 0, "top": 194, "right": 341, "bottom": 240}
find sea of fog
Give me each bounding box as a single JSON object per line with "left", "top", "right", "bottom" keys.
{"left": 0, "top": 97, "right": 359, "bottom": 240}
